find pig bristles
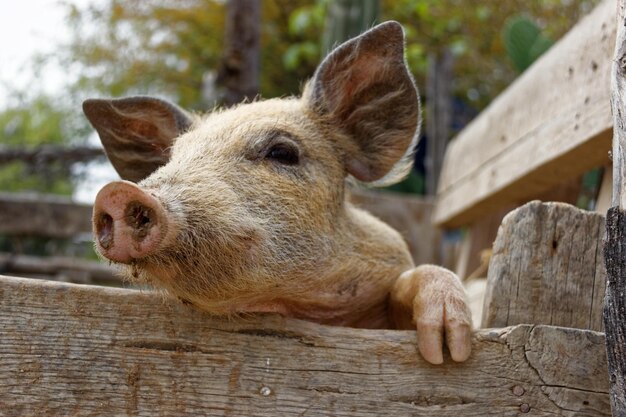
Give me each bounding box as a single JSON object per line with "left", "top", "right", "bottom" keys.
{"left": 87, "top": 22, "right": 473, "bottom": 363}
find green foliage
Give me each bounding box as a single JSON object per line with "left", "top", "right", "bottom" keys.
{"left": 577, "top": 167, "right": 603, "bottom": 210}
{"left": 283, "top": 2, "right": 326, "bottom": 71}
{"left": 382, "top": 0, "right": 600, "bottom": 109}
{"left": 504, "top": 15, "right": 554, "bottom": 73}
{"left": 59, "top": 0, "right": 320, "bottom": 107}
{"left": 386, "top": 170, "right": 424, "bottom": 195}
{"left": 0, "top": 94, "right": 82, "bottom": 194}
{"left": 0, "top": 0, "right": 602, "bottom": 198}
{"left": 60, "top": 0, "right": 227, "bottom": 110}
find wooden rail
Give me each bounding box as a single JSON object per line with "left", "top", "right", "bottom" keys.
{"left": 0, "top": 189, "right": 442, "bottom": 268}
{"left": 434, "top": 0, "right": 614, "bottom": 228}
{"left": 604, "top": 0, "right": 626, "bottom": 412}
{"left": 0, "top": 252, "right": 120, "bottom": 285}
{"left": 0, "top": 192, "right": 92, "bottom": 239}
{"left": 0, "top": 275, "right": 610, "bottom": 416}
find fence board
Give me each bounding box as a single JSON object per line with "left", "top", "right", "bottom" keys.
{"left": 0, "top": 275, "right": 610, "bottom": 416}
{"left": 0, "top": 192, "right": 92, "bottom": 238}
{"left": 482, "top": 201, "right": 606, "bottom": 332}
{"left": 434, "top": 0, "right": 614, "bottom": 228}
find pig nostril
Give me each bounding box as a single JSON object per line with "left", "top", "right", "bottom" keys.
{"left": 97, "top": 213, "right": 114, "bottom": 249}
{"left": 125, "top": 202, "right": 156, "bottom": 239}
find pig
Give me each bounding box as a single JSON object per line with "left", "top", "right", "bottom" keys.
{"left": 83, "top": 21, "right": 472, "bottom": 365}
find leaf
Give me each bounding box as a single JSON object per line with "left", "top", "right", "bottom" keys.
{"left": 289, "top": 8, "right": 313, "bottom": 35}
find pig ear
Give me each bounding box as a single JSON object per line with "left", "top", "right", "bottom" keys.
{"left": 83, "top": 96, "right": 193, "bottom": 183}
{"left": 305, "top": 21, "right": 420, "bottom": 184}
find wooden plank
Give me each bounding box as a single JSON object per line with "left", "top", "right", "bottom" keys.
{"left": 0, "top": 189, "right": 441, "bottom": 266}
{"left": 0, "top": 252, "right": 120, "bottom": 285}
{"left": 603, "top": 209, "right": 626, "bottom": 415}
{"left": 0, "top": 145, "right": 104, "bottom": 165}
{"left": 349, "top": 189, "right": 440, "bottom": 266}
{"left": 0, "top": 275, "right": 610, "bottom": 416}
{"left": 0, "top": 192, "right": 92, "bottom": 238}
{"left": 603, "top": 1, "right": 626, "bottom": 413}
{"left": 434, "top": 0, "right": 614, "bottom": 228}
{"left": 482, "top": 201, "right": 606, "bottom": 332}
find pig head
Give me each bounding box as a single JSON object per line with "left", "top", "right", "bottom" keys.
{"left": 84, "top": 21, "right": 472, "bottom": 364}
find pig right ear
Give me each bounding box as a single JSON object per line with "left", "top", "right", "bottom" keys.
{"left": 83, "top": 96, "right": 193, "bottom": 183}
{"left": 304, "top": 21, "right": 420, "bottom": 184}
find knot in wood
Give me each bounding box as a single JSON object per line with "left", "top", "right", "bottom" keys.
{"left": 620, "top": 54, "right": 626, "bottom": 72}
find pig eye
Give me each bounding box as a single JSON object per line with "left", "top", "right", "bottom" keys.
{"left": 265, "top": 143, "right": 299, "bottom": 165}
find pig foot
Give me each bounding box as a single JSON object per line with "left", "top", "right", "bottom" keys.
{"left": 389, "top": 265, "right": 472, "bottom": 365}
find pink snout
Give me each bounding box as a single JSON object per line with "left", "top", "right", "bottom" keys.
{"left": 93, "top": 181, "right": 169, "bottom": 264}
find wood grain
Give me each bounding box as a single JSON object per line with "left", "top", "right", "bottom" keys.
{"left": 434, "top": 0, "right": 614, "bottom": 228}
{"left": 603, "top": 1, "right": 626, "bottom": 413}
{"left": 0, "top": 275, "right": 610, "bottom": 416}
{"left": 0, "top": 192, "right": 92, "bottom": 239}
{"left": 482, "top": 201, "right": 606, "bottom": 332}
{"left": 0, "top": 252, "right": 119, "bottom": 285}
{"left": 603, "top": 208, "right": 626, "bottom": 415}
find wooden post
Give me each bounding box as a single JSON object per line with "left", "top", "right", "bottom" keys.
{"left": 604, "top": 1, "right": 626, "bottom": 414}
{"left": 426, "top": 49, "right": 454, "bottom": 196}
{"left": 483, "top": 201, "right": 606, "bottom": 332}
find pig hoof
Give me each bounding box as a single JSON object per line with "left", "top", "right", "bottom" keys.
{"left": 401, "top": 266, "right": 473, "bottom": 364}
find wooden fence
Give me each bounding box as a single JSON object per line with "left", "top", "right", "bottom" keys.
{"left": 0, "top": 200, "right": 613, "bottom": 416}
{"left": 1, "top": 0, "right": 625, "bottom": 414}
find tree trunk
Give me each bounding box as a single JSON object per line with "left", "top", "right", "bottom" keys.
{"left": 216, "top": 0, "right": 261, "bottom": 107}
{"left": 604, "top": 1, "right": 626, "bottom": 414}
{"left": 322, "top": 0, "right": 379, "bottom": 56}
{"left": 425, "top": 50, "right": 454, "bottom": 196}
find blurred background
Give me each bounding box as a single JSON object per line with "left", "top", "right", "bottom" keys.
{"left": 0, "top": 0, "right": 601, "bottom": 284}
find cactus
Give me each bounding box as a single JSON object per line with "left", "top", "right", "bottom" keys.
{"left": 503, "top": 15, "right": 553, "bottom": 73}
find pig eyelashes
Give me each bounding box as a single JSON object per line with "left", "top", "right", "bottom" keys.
{"left": 249, "top": 130, "right": 302, "bottom": 166}
{"left": 264, "top": 143, "right": 299, "bottom": 165}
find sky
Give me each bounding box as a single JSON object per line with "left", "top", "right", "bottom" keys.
{"left": 0, "top": 0, "right": 118, "bottom": 203}
{"left": 0, "top": 1, "right": 81, "bottom": 105}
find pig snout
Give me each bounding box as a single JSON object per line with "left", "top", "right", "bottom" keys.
{"left": 93, "top": 181, "right": 171, "bottom": 264}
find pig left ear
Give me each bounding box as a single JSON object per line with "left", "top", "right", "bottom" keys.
{"left": 83, "top": 96, "right": 194, "bottom": 183}
{"left": 305, "top": 21, "right": 420, "bottom": 184}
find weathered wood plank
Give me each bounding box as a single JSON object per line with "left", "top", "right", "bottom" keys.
{"left": 0, "top": 192, "right": 92, "bottom": 238}
{"left": 604, "top": 0, "right": 626, "bottom": 413}
{"left": 0, "top": 252, "right": 120, "bottom": 285}
{"left": 603, "top": 208, "right": 626, "bottom": 415}
{"left": 434, "top": 0, "right": 614, "bottom": 228}
{"left": 0, "top": 145, "right": 104, "bottom": 165}
{"left": 0, "top": 275, "right": 610, "bottom": 416}
{"left": 482, "top": 201, "right": 606, "bottom": 332}
{"left": 0, "top": 190, "right": 440, "bottom": 266}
